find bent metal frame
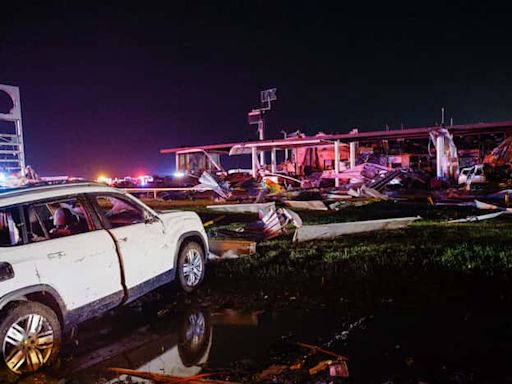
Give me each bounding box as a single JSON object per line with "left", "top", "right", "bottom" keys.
{"left": 0, "top": 84, "right": 26, "bottom": 176}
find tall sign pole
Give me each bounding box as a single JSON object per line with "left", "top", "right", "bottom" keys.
{"left": 0, "top": 84, "right": 26, "bottom": 176}
{"left": 248, "top": 88, "right": 277, "bottom": 168}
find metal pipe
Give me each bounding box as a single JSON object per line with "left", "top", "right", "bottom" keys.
{"left": 334, "top": 140, "right": 340, "bottom": 188}
{"left": 251, "top": 147, "right": 258, "bottom": 178}
{"left": 349, "top": 142, "right": 357, "bottom": 168}
{"left": 271, "top": 148, "right": 277, "bottom": 173}
{"left": 436, "top": 135, "right": 445, "bottom": 178}
{"left": 258, "top": 119, "right": 265, "bottom": 166}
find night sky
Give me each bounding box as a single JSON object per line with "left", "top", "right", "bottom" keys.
{"left": 1, "top": 1, "right": 512, "bottom": 177}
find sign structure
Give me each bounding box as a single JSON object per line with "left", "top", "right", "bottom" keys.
{"left": 248, "top": 109, "right": 262, "bottom": 125}
{"left": 0, "top": 84, "right": 26, "bottom": 175}
{"left": 248, "top": 88, "right": 278, "bottom": 166}
{"left": 260, "top": 88, "right": 277, "bottom": 104}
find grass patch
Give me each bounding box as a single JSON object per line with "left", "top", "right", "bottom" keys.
{"left": 206, "top": 220, "right": 512, "bottom": 302}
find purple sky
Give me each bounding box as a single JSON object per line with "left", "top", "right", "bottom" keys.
{"left": 1, "top": 1, "right": 512, "bottom": 177}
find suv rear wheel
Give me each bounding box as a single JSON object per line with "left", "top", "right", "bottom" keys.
{"left": 177, "top": 242, "right": 205, "bottom": 293}
{"left": 0, "top": 302, "right": 61, "bottom": 375}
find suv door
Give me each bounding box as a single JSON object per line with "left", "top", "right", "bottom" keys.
{"left": 23, "top": 195, "right": 124, "bottom": 316}
{"left": 90, "top": 193, "right": 172, "bottom": 301}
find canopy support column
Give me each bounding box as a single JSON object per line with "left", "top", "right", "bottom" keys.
{"left": 334, "top": 140, "right": 340, "bottom": 187}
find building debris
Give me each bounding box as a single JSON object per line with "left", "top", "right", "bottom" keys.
{"left": 484, "top": 135, "right": 512, "bottom": 167}
{"left": 284, "top": 200, "right": 328, "bottom": 211}
{"left": 203, "top": 215, "right": 226, "bottom": 228}
{"left": 348, "top": 185, "right": 388, "bottom": 199}
{"left": 109, "top": 368, "right": 239, "bottom": 383}
{"left": 293, "top": 216, "right": 420, "bottom": 242}
{"left": 448, "top": 211, "right": 508, "bottom": 223}
{"left": 329, "top": 360, "right": 350, "bottom": 378}
{"left": 207, "top": 202, "right": 275, "bottom": 214}
{"left": 208, "top": 206, "right": 301, "bottom": 242}
{"left": 281, "top": 207, "right": 303, "bottom": 227}
{"left": 488, "top": 189, "right": 512, "bottom": 199}
{"left": 333, "top": 163, "right": 392, "bottom": 185}
{"left": 474, "top": 200, "right": 501, "bottom": 210}
{"left": 429, "top": 127, "right": 459, "bottom": 179}
{"left": 260, "top": 207, "right": 287, "bottom": 239}
{"left": 295, "top": 342, "right": 348, "bottom": 361}
{"left": 308, "top": 360, "right": 333, "bottom": 375}
{"left": 208, "top": 239, "right": 256, "bottom": 259}
{"left": 255, "top": 365, "right": 289, "bottom": 381}
{"left": 196, "top": 171, "right": 231, "bottom": 199}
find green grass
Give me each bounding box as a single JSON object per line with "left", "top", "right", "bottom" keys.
{"left": 209, "top": 220, "right": 512, "bottom": 280}
{"left": 144, "top": 199, "right": 512, "bottom": 300}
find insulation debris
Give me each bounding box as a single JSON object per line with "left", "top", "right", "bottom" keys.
{"left": 448, "top": 211, "right": 508, "bottom": 223}
{"left": 293, "top": 216, "right": 420, "bottom": 242}
{"left": 196, "top": 171, "right": 231, "bottom": 199}
{"left": 284, "top": 200, "right": 328, "bottom": 211}
{"left": 208, "top": 239, "right": 256, "bottom": 259}
{"left": 207, "top": 202, "right": 275, "bottom": 214}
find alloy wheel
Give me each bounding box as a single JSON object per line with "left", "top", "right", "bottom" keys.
{"left": 2, "top": 314, "right": 54, "bottom": 374}
{"left": 182, "top": 248, "right": 204, "bottom": 287}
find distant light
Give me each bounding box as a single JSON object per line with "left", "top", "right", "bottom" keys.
{"left": 174, "top": 171, "right": 185, "bottom": 178}
{"left": 96, "top": 175, "right": 112, "bottom": 185}
{"left": 0, "top": 173, "right": 5, "bottom": 182}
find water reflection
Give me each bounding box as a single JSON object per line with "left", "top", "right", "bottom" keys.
{"left": 67, "top": 307, "right": 212, "bottom": 383}
{"left": 9, "top": 301, "right": 512, "bottom": 383}
{"left": 11, "top": 305, "right": 212, "bottom": 384}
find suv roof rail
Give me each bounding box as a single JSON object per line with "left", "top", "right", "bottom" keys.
{"left": 0, "top": 180, "right": 107, "bottom": 195}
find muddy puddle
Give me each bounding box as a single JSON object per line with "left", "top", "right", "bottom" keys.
{"left": 11, "top": 298, "right": 512, "bottom": 383}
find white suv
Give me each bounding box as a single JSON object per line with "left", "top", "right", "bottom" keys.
{"left": 0, "top": 182, "right": 208, "bottom": 375}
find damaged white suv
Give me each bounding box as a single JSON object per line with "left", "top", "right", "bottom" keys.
{"left": 0, "top": 182, "right": 208, "bottom": 375}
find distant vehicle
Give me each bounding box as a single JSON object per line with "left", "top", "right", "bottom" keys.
{"left": 0, "top": 182, "right": 208, "bottom": 375}
{"left": 458, "top": 164, "right": 486, "bottom": 185}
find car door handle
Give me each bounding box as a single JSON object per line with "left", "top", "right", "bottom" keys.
{"left": 47, "top": 251, "right": 66, "bottom": 260}
{"left": 118, "top": 237, "right": 128, "bottom": 242}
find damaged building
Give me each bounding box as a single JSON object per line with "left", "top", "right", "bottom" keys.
{"left": 161, "top": 121, "right": 512, "bottom": 186}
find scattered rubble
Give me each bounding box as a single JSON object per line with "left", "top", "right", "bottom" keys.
{"left": 109, "top": 368, "right": 239, "bottom": 383}
{"left": 196, "top": 171, "right": 232, "bottom": 199}
{"left": 448, "top": 211, "right": 507, "bottom": 223}
{"left": 293, "top": 216, "right": 420, "bottom": 242}
{"left": 207, "top": 202, "right": 275, "bottom": 214}
{"left": 208, "top": 239, "right": 256, "bottom": 259}
{"left": 284, "top": 200, "right": 328, "bottom": 211}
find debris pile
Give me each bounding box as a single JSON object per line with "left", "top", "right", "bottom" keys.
{"left": 253, "top": 342, "right": 349, "bottom": 382}
{"left": 132, "top": 136, "right": 512, "bottom": 255}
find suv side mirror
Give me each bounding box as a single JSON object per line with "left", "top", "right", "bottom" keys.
{"left": 144, "top": 215, "right": 156, "bottom": 224}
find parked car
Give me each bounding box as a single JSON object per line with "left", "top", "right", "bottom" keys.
{"left": 0, "top": 182, "right": 208, "bottom": 375}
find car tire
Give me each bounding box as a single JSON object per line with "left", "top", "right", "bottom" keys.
{"left": 177, "top": 241, "right": 205, "bottom": 293}
{"left": 0, "top": 301, "right": 61, "bottom": 375}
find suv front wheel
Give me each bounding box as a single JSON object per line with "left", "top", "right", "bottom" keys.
{"left": 177, "top": 242, "right": 205, "bottom": 293}
{"left": 0, "top": 301, "right": 61, "bottom": 375}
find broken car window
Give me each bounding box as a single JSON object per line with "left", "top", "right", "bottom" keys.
{"left": 95, "top": 195, "right": 145, "bottom": 228}
{"left": 27, "top": 198, "right": 92, "bottom": 242}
